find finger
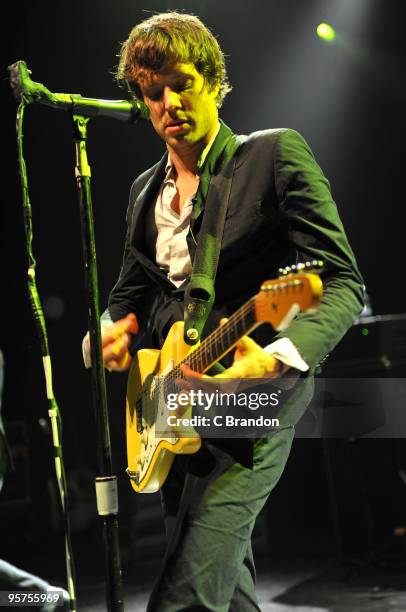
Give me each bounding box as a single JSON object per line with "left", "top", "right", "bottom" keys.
{"left": 234, "top": 335, "right": 257, "bottom": 354}
{"left": 219, "top": 317, "right": 229, "bottom": 326}
{"left": 103, "top": 334, "right": 131, "bottom": 362}
{"left": 108, "top": 360, "right": 120, "bottom": 370}
{"left": 124, "top": 313, "right": 139, "bottom": 334}
{"left": 116, "top": 351, "right": 132, "bottom": 370}
{"left": 180, "top": 364, "right": 202, "bottom": 379}
{"left": 101, "top": 314, "right": 138, "bottom": 348}
{"left": 233, "top": 335, "right": 256, "bottom": 362}
{"left": 107, "top": 352, "right": 132, "bottom": 371}
{"left": 214, "top": 361, "right": 246, "bottom": 380}
{"left": 265, "top": 355, "right": 284, "bottom": 377}
{"left": 102, "top": 315, "right": 138, "bottom": 346}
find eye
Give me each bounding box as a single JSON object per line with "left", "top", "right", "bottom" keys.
{"left": 177, "top": 84, "right": 188, "bottom": 93}
{"left": 144, "top": 87, "right": 163, "bottom": 101}
{"left": 172, "top": 79, "right": 193, "bottom": 94}
{"left": 148, "top": 91, "right": 162, "bottom": 101}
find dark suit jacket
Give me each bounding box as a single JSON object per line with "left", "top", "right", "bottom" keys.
{"left": 107, "top": 121, "right": 364, "bottom": 465}
{"left": 108, "top": 120, "right": 363, "bottom": 362}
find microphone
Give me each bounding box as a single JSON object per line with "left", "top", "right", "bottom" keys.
{"left": 8, "top": 60, "right": 149, "bottom": 124}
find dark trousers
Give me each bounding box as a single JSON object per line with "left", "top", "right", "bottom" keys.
{"left": 147, "top": 427, "right": 295, "bottom": 612}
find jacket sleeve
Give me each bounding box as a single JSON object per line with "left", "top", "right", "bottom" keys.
{"left": 106, "top": 175, "right": 158, "bottom": 332}
{"left": 272, "top": 128, "right": 364, "bottom": 373}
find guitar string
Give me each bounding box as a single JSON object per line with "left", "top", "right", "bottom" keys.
{"left": 169, "top": 278, "right": 306, "bottom": 380}
{"left": 164, "top": 280, "right": 306, "bottom": 392}
{"left": 162, "top": 283, "right": 293, "bottom": 398}
{"left": 161, "top": 298, "right": 255, "bottom": 400}
{"left": 147, "top": 273, "right": 315, "bottom": 422}
{"left": 187, "top": 301, "right": 255, "bottom": 370}
{"left": 161, "top": 278, "right": 306, "bottom": 399}
{"left": 169, "top": 297, "right": 255, "bottom": 379}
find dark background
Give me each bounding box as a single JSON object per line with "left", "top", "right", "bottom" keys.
{"left": 2, "top": 0, "right": 406, "bottom": 591}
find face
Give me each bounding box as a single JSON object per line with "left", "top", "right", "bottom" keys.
{"left": 137, "top": 63, "right": 219, "bottom": 152}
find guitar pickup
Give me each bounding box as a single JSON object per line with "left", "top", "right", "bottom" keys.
{"left": 136, "top": 398, "right": 144, "bottom": 433}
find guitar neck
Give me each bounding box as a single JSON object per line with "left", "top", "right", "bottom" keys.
{"left": 175, "top": 297, "right": 258, "bottom": 380}
{"left": 165, "top": 268, "right": 323, "bottom": 385}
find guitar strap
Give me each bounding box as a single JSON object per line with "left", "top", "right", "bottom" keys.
{"left": 183, "top": 131, "right": 242, "bottom": 345}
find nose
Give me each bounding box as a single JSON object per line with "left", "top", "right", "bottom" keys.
{"left": 162, "top": 86, "right": 182, "bottom": 111}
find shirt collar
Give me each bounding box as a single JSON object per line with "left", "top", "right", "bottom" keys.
{"left": 164, "top": 121, "right": 221, "bottom": 178}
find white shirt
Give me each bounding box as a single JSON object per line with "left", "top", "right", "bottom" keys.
{"left": 153, "top": 123, "right": 220, "bottom": 287}
{"left": 154, "top": 161, "right": 194, "bottom": 286}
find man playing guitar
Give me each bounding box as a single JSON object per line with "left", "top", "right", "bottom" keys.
{"left": 83, "top": 12, "right": 363, "bottom": 611}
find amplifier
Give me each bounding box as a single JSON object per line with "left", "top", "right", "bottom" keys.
{"left": 321, "top": 313, "right": 406, "bottom": 377}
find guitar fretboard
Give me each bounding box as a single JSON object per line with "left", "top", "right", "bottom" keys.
{"left": 164, "top": 296, "right": 258, "bottom": 393}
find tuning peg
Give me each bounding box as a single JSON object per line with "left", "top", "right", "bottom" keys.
{"left": 279, "top": 260, "right": 324, "bottom": 276}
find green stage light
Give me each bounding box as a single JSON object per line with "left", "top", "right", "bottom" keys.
{"left": 317, "top": 23, "right": 336, "bottom": 42}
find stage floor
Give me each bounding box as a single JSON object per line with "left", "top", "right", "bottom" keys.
{"left": 76, "top": 557, "right": 406, "bottom": 611}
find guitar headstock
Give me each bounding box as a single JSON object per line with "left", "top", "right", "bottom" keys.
{"left": 255, "top": 261, "right": 323, "bottom": 331}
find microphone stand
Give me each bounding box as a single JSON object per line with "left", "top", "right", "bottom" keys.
{"left": 73, "top": 114, "right": 124, "bottom": 612}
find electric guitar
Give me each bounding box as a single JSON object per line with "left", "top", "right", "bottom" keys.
{"left": 126, "top": 264, "right": 323, "bottom": 493}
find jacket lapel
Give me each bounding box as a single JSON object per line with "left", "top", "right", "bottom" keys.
{"left": 129, "top": 121, "right": 239, "bottom": 269}
{"left": 190, "top": 120, "right": 235, "bottom": 230}
{"left": 129, "top": 152, "right": 168, "bottom": 246}
{"left": 188, "top": 121, "right": 240, "bottom": 261}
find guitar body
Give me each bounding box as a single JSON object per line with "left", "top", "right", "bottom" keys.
{"left": 125, "top": 267, "right": 323, "bottom": 493}
{"left": 126, "top": 321, "right": 202, "bottom": 493}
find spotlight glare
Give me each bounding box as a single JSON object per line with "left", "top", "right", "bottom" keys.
{"left": 317, "top": 23, "right": 336, "bottom": 42}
